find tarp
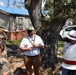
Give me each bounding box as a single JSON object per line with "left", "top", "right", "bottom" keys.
{"left": 0, "top": 5, "right": 29, "bottom": 16}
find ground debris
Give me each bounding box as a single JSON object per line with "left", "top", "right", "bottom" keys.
{"left": 52, "top": 63, "right": 62, "bottom": 75}
{"left": 8, "top": 56, "right": 25, "bottom": 72}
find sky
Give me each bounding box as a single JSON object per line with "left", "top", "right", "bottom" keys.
{"left": 0, "top": 0, "right": 46, "bottom": 12}
{"left": 0, "top": 0, "right": 24, "bottom": 7}
{"left": 0, "top": 0, "right": 46, "bottom": 7}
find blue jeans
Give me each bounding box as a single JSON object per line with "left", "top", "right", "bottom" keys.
{"left": 62, "top": 67, "right": 68, "bottom": 75}
{"left": 62, "top": 67, "right": 76, "bottom": 75}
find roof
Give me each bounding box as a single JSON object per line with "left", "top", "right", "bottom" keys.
{"left": 0, "top": 5, "right": 29, "bottom": 16}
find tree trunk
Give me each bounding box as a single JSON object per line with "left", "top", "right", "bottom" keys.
{"left": 25, "top": 0, "right": 42, "bottom": 35}
{"left": 41, "top": 18, "right": 65, "bottom": 69}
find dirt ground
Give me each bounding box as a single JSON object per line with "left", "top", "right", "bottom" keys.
{"left": 14, "top": 50, "right": 63, "bottom": 75}
{"left": 2, "top": 44, "right": 63, "bottom": 75}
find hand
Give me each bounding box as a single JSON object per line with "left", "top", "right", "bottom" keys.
{"left": 0, "top": 44, "right": 4, "bottom": 52}
{"left": 33, "top": 44, "right": 44, "bottom": 49}
{"left": 33, "top": 44, "right": 39, "bottom": 47}
{"left": 24, "top": 45, "right": 33, "bottom": 50}
{"left": 28, "top": 47, "right": 33, "bottom": 50}
{"left": 20, "top": 46, "right": 33, "bottom": 51}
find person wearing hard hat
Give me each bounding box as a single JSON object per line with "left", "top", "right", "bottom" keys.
{"left": 0, "top": 27, "right": 8, "bottom": 58}
{"left": 20, "top": 27, "right": 44, "bottom": 75}
{"left": 62, "top": 30, "right": 76, "bottom": 75}
{"left": 63, "top": 37, "right": 71, "bottom": 53}
{"left": 0, "top": 27, "right": 11, "bottom": 75}
{"left": 0, "top": 26, "right": 8, "bottom": 43}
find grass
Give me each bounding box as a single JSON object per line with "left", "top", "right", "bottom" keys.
{"left": 6, "top": 39, "right": 64, "bottom": 51}
{"left": 58, "top": 41, "right": 64, "bottom": 50}
{"left": 6, "top": 39, "right": 22, "bottom": 46}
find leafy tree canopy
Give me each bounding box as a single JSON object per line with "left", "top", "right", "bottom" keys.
{"left": 43, "top": 0, "right": 76, "bottom": 21}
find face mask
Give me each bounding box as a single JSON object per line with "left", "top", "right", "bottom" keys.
{"left": 27, "top": 30, "right": 33, "bottom": 36}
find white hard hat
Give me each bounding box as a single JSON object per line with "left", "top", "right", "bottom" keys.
{"left": 62, "top": 44, "right": 76, "bottom": 70}
{"left": 26, "top": 26, "right": 35, "bottom": 30}
{"left": 67, "top": 30, "right": 76, "bottom": 40}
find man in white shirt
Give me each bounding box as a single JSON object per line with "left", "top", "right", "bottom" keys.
{"left": 20, "top": 27, "right": 44, "bottom": 75}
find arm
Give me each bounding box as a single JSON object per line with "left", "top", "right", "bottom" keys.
{"left": 33, "top": 35, "right": 44, "bottom": 49}
{"left": 19, "top": 38, "right": 33, "bottom": 51}
{"left": 20, "top": 47, "right": 33, "bottom": 51}
{"left": 33, "top": 44, "right": 44, "bottom": 49}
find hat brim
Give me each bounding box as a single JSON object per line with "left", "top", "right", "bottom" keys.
{"left": 62, "top": 62, "right": 76, "bottom": 70}
{"left": 3, "top": 29, "right": 8, "bottom": 32}
{"left": 0, "top": 27, "right": 8, "bottom": 32}
{"left": 67, "top": 35, "right": 76, "bottom": 40}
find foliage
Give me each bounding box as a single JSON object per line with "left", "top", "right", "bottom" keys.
{"left": 6, "top": 39, "right": 22, "bottom": 46}
{"left": 41, "top": 0, "right": 76, "bottom": 39}
{"left": 58, "top": 41, "right": 64, "bottom": 50}
{"left": 6, "top": 39, "right": 63, "bottom": 51}
{"left": 44, "top": 0, "right": 76, "bottom": 21}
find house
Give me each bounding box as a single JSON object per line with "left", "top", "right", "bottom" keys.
{"left": 0, "top": 5, "right": 32, "bottom": 40}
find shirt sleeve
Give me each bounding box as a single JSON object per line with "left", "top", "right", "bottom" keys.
{"left": 20, "top": 38, "right": 26, "bottom": 48}
{"left": 37, "top": 35, "right": 44, "bottom": 46}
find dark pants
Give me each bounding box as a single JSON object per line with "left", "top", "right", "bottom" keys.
{"left": 62, "top": 67, "right": 76, "bottom": 75}
{"left": 24, "top": 55, "right": 41, "bottom": 75}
